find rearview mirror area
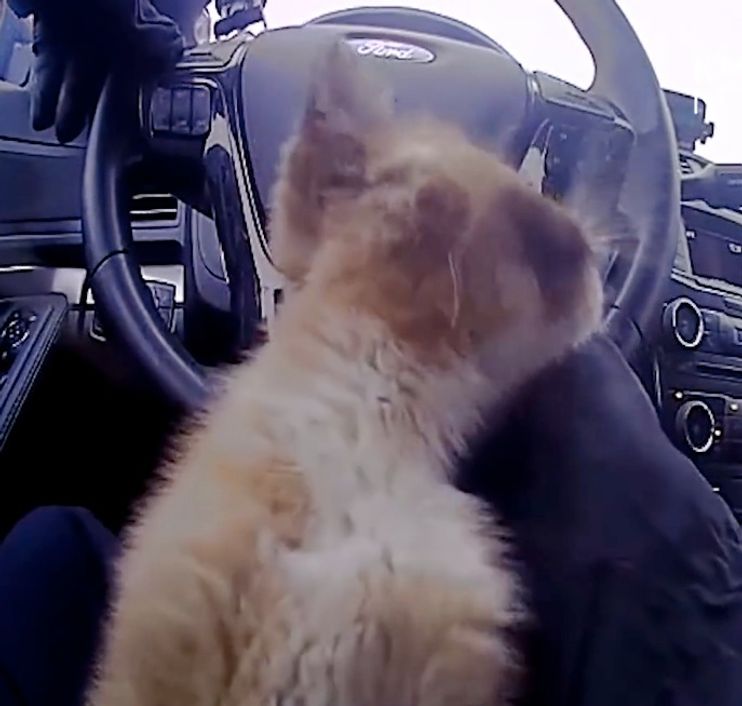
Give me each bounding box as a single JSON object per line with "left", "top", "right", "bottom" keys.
{"left": 665, "top": 89, "right": 715, "bottom": 152}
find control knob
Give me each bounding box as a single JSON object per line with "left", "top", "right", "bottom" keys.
{"left": 675, "top": 400, "right": 715, "bottom": 454}
{"left": 663, "top": 298, "right": 704, "bottom": 349}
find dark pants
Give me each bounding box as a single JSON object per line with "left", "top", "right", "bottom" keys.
{"left": 0, "top": 507, "right": 117, "bottom": 706}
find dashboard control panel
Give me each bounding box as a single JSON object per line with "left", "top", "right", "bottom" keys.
{"left": 663, "top": 388, "right": 742, "bottom": 459}
{"left": 659, "top": 197, "right": 742, "bottom": 522}
{"left": 0, "top": 295, "right": 68, "bottom": 452}
{"left": 0, "top": 307, "right": 38, "bottom": 387}
{"left": 661, "top": 296, "right": 742, "bottom": 359}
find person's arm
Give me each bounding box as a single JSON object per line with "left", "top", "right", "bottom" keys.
{"left": 7, "top": 0, "right": 204, "bottom": 142}
{"left": 461, "top": 334, "right": 742, "bottom": 706}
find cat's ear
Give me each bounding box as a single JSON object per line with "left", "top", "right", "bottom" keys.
{"left": 412, "top": 176, "right": 472, "bottom": 327}
{"left": 504, "top": 185, "right": 593, "bottom": 315}
{"left": 304, "top": 40, "right": 394, "bottom": 141}
{"left": 293, "top": 41, "right": 394, "bottom": 190}
{"left": 414, "top": 176, "right": 471, "bottom": 250}
{"left": 269, "top": 44, "right": 393, "bottom": 283}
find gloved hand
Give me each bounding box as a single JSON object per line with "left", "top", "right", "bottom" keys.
{"left": 7, "top": 0, "right": 193, "bottom": 143}
{"left": 460, "top": 334, "right": 742, "bottom": 706}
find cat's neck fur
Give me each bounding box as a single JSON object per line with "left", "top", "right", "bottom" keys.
{"left": 238, "top": 286, "right": 494, "bottom": 478}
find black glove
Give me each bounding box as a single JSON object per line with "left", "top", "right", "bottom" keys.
{"left": 7, "top": 0, "right": 191, "bottom": 143}
{"left": 460, "top": 334, "right": 742, "bottom": 706}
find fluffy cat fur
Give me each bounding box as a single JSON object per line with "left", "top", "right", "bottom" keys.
{"left": 88, "top": 43, "right": 603, "bottom": 706}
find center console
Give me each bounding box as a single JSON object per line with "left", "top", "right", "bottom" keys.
{"left": 658, "top": 157, "right": 742, "bottom": 521}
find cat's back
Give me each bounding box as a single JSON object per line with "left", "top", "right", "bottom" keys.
{"left": 120, "top": 347, "right": 517, "bottom": 706}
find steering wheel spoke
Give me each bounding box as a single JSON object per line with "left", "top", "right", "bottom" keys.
{"left": 201, "top": 83, "right": 286, "bottom": 355}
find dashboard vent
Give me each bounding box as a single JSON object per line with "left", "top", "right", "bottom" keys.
{"left": 129, "top": 193, "right": 179, "bottom": 224}
{"left": 679, "top": 154, "right": 697, "bottom": 176}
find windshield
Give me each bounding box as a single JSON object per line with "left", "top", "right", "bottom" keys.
{"left": 253, "top": 0, "right": 741, "bottom": 164}
{"left": 0, "top": 1, "right": 31, "bottom": 83}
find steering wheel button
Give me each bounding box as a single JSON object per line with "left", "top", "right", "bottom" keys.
{"left": 191, "top": 87, "right": 212, "bottom": 136}
{"left": 172, "top": 89, "right": 192, "bottom": 135}
{"left": 146, "top": 281, "right": 175, "bottom": 308}
{"left": 151, "top": 87, "right": 173, "bottom": 133}
{"left": 91, "top": 312, "right": 106, "bottom": 342}
{"left": 145, "top": 282, "right": 176, "bottom": 331}
{"left": 158, "top": 306, "right": 175, "bottom": 331}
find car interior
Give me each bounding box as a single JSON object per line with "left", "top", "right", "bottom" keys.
{"left": 1, "top": 0, "right": 741, "bottom": 539}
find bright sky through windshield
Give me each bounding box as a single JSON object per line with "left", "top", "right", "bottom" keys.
{"left": 249, "top": 0, "right": 741, "bottom": 164}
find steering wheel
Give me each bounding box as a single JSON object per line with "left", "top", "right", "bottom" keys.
{"left": 82, "top": 0, "right": 682, "bottom": 413}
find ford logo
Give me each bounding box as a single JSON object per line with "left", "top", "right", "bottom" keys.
{"left": 347, "top": 38, "right": 435, "bottom": 64}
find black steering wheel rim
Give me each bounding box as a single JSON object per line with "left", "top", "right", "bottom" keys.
{"left": 556, "top": 0, "right": 682, "bottom": 357}
{"left": 82, "top": 0, "right": 681, "bottom": 413}
{"left": 81, "top": 77, "right": 209, "bottom": 411}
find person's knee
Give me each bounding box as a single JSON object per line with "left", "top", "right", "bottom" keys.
{"left": 7, "top": 506, "right": 96, "bottom": 548}
{"left": 12, "top": 504, "right": 91, "bottom": 532}
{"left": 2, "top": 506, "right": 117, "bottom": 580}
{"left": 0, "top": 507, "right": 118, "bottom": 706}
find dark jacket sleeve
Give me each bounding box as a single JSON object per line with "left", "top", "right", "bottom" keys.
{"left": 460, "top": 335, "right": 742, "bottom": 706}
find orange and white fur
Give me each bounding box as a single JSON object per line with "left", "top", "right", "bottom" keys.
{"left": 88, "top": 44, "right": 603, "bottom": 706}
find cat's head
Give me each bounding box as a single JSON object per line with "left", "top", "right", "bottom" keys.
{"left": 269, "top": 42, "right": 602, "bottom": 368}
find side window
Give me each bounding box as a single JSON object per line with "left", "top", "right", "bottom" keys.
{"left": 0, "top": 2, "right": 32, "bottom": 86}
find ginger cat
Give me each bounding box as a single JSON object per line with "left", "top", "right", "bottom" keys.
{"left": 88, "top": 43, "right": 603, "bottom": 706}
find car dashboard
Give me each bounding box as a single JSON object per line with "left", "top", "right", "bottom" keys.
{"left": 1, "top": 18, "right": 742, "bottom": 524}
{"left": 658, "top": 152, "right": 742, "bottom": 521}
